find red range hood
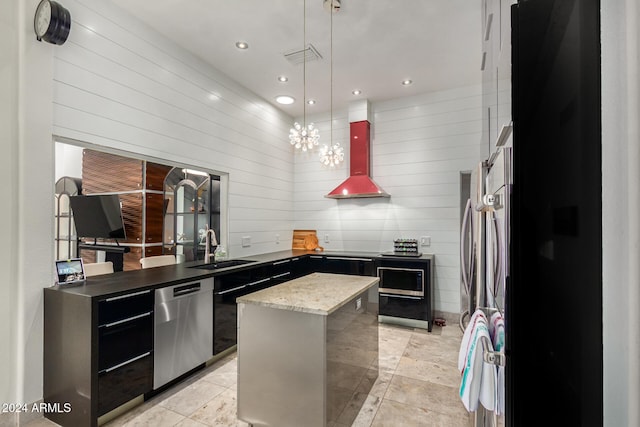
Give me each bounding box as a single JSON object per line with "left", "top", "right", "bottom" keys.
{"left": 325, "top": 120, "right": 390, "bottom": 199}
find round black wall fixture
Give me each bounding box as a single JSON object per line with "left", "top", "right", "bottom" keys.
{"left": 34, "top": 0, "right": 71, "bottom": 45}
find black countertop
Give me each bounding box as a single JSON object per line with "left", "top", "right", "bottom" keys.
{"left": 47, "top": 249, "right": 433, "bottom": 299}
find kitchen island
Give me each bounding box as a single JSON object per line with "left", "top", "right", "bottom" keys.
{"left": 236, "top": 273, "right": 379, "bottom": 427}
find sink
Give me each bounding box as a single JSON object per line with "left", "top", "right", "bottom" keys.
{"left": 190, "top": 259, "right": 257, "bottom": 270}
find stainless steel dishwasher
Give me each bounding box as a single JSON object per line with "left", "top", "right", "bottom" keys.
{"left": 154, "top": 278, "right": 214, "bottom": 389}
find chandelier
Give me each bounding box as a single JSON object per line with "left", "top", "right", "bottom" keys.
{"left": 319, "top": 142, "right": 344, "bottom": 167}
{"left": 290, "top": 122, "right": 319, "bottom": 151}
{"left": 319, "top": 0, "right": 343, "bottom": 166}
{"left": 290, "top": 0, "right": 319, "bottom": 151}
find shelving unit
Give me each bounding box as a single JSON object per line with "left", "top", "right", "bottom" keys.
{"left": 64, "top": 149, "right": 220, "bottom": 269}
{"left": 54, "top": 176, "right": 82, "bottom": 260}
{"left": 163, "top": 168, "right": 220, "bottom": 262}
{"left": 78, "top": 149, "right": 172, "bottom": 270}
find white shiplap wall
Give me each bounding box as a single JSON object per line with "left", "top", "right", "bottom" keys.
{"left": 52, "top": 0, "right": 295, "bottom": 257}
{"left": 294, "top": 86, "right": 484, "bottom": 314}
{"left": 52, "top": 0, "right": 483, "bottom": 314}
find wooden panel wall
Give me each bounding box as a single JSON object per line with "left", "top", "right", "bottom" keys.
{"left": 145, "top": 192, "right": 164, "bottom": 243}
{"left": 146, "top": 162, "right": 171, "bottom": 247}
{"left": 82, "top": 150, "right": 142, "bottom": 193}
{"left": 119, "top": 193, "right": 143, "bottom": 244}
{"left": 146, "top": 162, "right": 171, "bottom": 191}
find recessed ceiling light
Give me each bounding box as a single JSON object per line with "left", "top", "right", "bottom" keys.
{"left": 352, "top": 89, "right": 361, "bottom": 95}
{"left": 278, "top": 76, "right": 289, "bottom": 82}
{"left": 275, "top": 95, "right": 295, "bottom": 105}
{"left": 402, "top": 79, "right": 413, "bottom": 86}
{"left": 307, "top": 99, "right": 316, "bottom": 105}
{"left": 235, "top": 41, "right": 249, "bottom": 49}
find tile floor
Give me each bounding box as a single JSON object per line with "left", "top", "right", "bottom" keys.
{"left": 25, "top": 323, "right": 469, "bottom": 427}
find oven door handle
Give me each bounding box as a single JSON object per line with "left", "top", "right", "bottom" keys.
{"left": 380, "top": 293, "right": 423, "bottom": 300}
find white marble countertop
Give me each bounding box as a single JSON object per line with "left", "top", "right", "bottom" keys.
{"left": 236, "top": 272, "right": 379, "bottom": 315}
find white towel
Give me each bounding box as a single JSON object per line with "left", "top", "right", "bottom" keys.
{"left": 460, "top": 320, "right": 488, "bottom": 411}
{"left": 458, "top": 310, "right": 487, "bottom": 372}
{"left": 459, "top": 310, "right": 492, "bottom": 412}
{"left": 490, "top": 312, "right": 505, "bottom": 415}
{"left": 459, "top": 309, "right": 501, "bottom": 413}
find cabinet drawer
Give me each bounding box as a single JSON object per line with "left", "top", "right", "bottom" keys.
{"left": 98, "top": 290, "right": 153, "bottom": 325}
{"left": 271, "top": 270, "right": 292, "bottom": 284}
{"left": 98, "top": 313, "right": 153, "bottom": 371}
{"left": 98, "top": 353, "right": 152, "bottom": 416}
{"left": 379, "top": 293, "right": 428, "bottom": 321}
{"left": 323, "top": 256, "right": 375, "bottom": 276}
{"left": 270, "top": 257, "right": 305, "bottom": 282}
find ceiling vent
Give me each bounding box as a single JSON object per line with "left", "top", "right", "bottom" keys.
{"left": 284, "top": 44, "right": 323, "bottom": 65}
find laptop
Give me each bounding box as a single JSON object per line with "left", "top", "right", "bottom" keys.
{"left": 55, "top": 258, "right": 86, "bottom": 285}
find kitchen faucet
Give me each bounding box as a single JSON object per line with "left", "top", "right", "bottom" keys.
{"left": 204, "top": 224, "right": 218, "bottom": 263}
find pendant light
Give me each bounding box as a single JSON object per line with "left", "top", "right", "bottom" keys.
{"left": 289, "top": 0, "right": 320, "bottom": 152}
{"left": 319, "top": 0, "right": 344, "bottom": 167}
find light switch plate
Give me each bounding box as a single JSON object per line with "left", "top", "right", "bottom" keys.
{"left": 420, "top": 236, "right": 431, "bottom": 246}
{"left": 242, "top": 236, "right": 251, "bottom": 247}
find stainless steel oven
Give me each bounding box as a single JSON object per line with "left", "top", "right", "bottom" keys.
{"left": 377, "top": 266, "right": 424, "bottom": 297}
{"left": 376, "top": 256, "right": 433, "bottom": 330}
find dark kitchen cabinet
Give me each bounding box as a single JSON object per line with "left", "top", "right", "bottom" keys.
{"left": 270, "top": 256, "right": 308, "bottom": 284}
{"left": 44, "top": 288, "right": 154, "bottom": 427}
{"left": 306, "top": 255, "right": 325, "bottom": 273}
{"left": 288, "top": 256, "right": 308, "bottom": 279}
{"left": 212, "top": 253, "right": 377, "bottom": 355}
{"left": 42, "top": 251, "right": 400, "bottom": 427}
{"left": 324, "top": 255, "right": 375, "bottom": 276}
{"left": 97, "top": 291, "right": 154, "bottom": 415}
{"left": 213, "top": 256, "right": 311, "bottom": 355}
{"left": 305, "top": 254, "right": 375, "bottom": 276}
{"left": 214, "top": 269, "right": 254, "bottom": 355}
{"left": 213, "top": 266, "right": 273, "bottom": 355}
{"left": 213, "top": 279, "right": 246, "bottom": 355}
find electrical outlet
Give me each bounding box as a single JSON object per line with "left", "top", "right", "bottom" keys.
{"left": 356, "top": 297, "right": 362, "bottom": 311}
{"left": 324, "top": 234, "right": 330, "bottom": 243}
{"left": 242, "top": 236, "right": 251, "bottom": 247}
{"left": 420, "top": 236, "right": 431, "bottom": 247}
{"left": 276, "top": 233, "right": 280, "bottom": 244}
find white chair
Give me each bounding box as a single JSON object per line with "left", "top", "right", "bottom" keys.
{"left": 140, "top": 255, "right": 176, "bottom": 269}
{"left": 84, "top": 261, "right": 114, "bottom": 277}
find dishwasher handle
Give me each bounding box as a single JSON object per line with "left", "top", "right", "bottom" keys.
{"left": 173, "top": 283, "right": 201, "bottom": 297}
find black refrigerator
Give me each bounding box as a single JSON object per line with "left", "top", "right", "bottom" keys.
{"left": 508, "top": 0, "right": 602, "bottom": 426}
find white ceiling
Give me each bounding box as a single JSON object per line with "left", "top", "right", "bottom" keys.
{"left": 110, "top": 0, "right": 482, "bottom": 118}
